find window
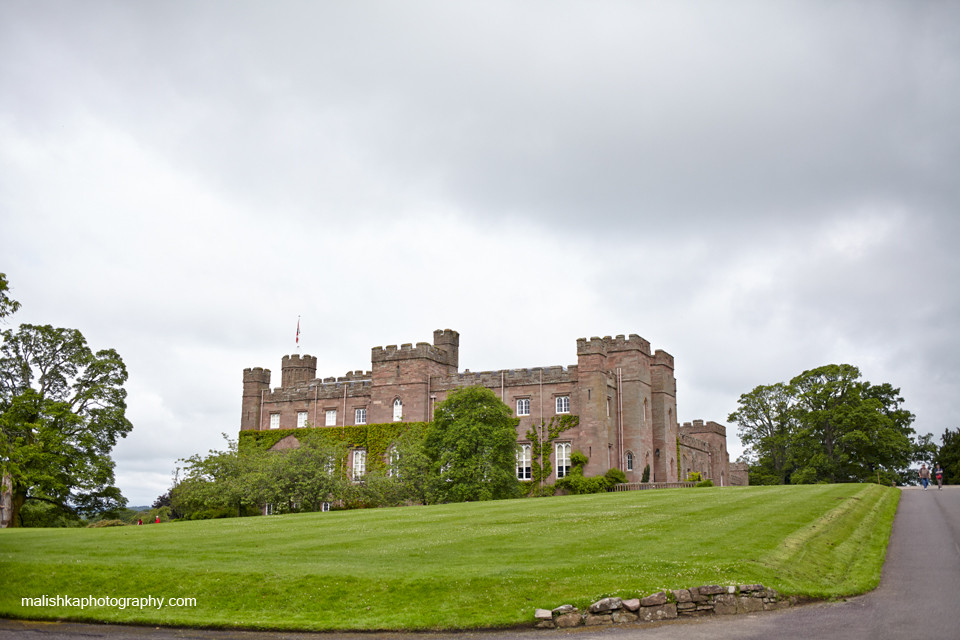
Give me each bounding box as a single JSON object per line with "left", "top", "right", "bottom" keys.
{"left": 556, "top": 442, "right": 571, "bottom": 478}
{"left": 626, "top": 451, "right": 634, "bottom": 471}
{"left": 555, "top": 396, "right": 570, "bottom": 414}
{"left": 606, "top": 397, "right": 611, "bottom": 418}
{"left": 297, "top": 411, "right": 308, "bottom": 428}
{"left": 355, "top": 407, "right": 367, "bottom": 425}
{"left": 352, "top": 449, "right": 366, "bottom": 479}
{"left": 516, "top": 444, "right": 532, "bottom": 480}
{"left": 393, "top": 397, "right": 403, "bottom": 422}
{"left": 269, "top": 414, "right": 280, "bottom": 430}
{"left": 516, "top": 398, "right": 530, "bottom": 416}
{"left": 325, "top": 409, "right": 337, "bottom": 426}
{"left": 387, "top": 447, "right": 400, "bottom": 478}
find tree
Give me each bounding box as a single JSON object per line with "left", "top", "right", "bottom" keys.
{"left": 790, "top": 365, "right": 913, "bottom": 484}
{"left": 938, "top": 428, "right": 960, "bottom": 485}
{"left": 172, "top": 433, "right": 351, "bottom": 517}
{"left": 727, "top": 382, "right": 798, "bottom": 484}
{"left": 728, "top": 364, "right": 915, "bottom": 485}
{"left": 173, "top": 436, "right": 264, "bottom": 518}
{"left": 423, "top": 386, "right": 521, "bottom": 503}
{"left": 0, "top": 273, "right": 21, "bottom": 321}
{"left": 1, "top": 323, "right": 132, "bottom": 526}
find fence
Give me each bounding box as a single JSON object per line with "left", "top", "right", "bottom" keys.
{"left": 613, "top": 481, "right": 698, "bottom": 491}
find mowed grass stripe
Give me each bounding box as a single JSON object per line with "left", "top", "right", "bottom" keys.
{"left": 0, "top": 484, "right": 898, "bottom": 630}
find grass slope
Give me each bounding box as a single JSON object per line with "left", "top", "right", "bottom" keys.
{"left": 0, "top": 484, "right": 898, "bottom": 630}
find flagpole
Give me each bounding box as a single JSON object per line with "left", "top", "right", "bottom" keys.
{"left": 296, "top": 316, "right": 301, "bottom": 354}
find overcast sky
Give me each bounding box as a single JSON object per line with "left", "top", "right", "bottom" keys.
{"left": 2, "top": 1, "right": 958, "bottom": 506}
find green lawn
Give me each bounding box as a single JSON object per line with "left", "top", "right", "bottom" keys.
{"left": 0, "top": 484, "right": 898, "bottom": 631}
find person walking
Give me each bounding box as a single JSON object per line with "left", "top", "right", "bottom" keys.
{"left": 919, "top": 464, "right": 931, "bottom": 490}
{"left": 935, "top": 465, "right": 944, "bottom": 490}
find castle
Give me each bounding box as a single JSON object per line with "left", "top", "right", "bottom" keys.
{"left": 241, "top": 329, "right": 747, "bottom": 486}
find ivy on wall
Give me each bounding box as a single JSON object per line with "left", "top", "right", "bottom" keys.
{"left": 239, "top": 422, "right": 429, "bottom": 471}
{"left": 524, "top": 414, "right": 580, "bottom": 493}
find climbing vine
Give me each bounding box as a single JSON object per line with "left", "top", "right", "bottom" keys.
{"left": 238, "top": 422, "right": 429, "bottom": 471}
{"left": 524, "top": 414, "right": 579, "bottom": 494}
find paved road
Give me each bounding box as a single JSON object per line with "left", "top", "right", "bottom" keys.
{"left": 2, "top": 486, "right": 957, "bottom": 640}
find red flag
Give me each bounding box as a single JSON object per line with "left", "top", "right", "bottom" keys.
{"left": 296, "top": 317, "right": 300, "bottom": 345}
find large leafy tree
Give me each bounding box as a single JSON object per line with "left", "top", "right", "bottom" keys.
{"left": 728, "top": 364, "right": 916, "bottom": 485}
{"left": 727, "top": 382, "right": 798, "bottom": 484}
{"left": 1, "top": 323, "right": 132, "bottom": 526}
{"left": 424, "top": 385, "right": 521, "bottom": 503}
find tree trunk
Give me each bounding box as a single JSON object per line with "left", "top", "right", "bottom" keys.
{"left": 5, "top": 491, "right": 26, "bottom": 528}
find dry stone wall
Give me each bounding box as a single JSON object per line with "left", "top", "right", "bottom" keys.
{"left": 533, "top": 584, "right": 796, "bottom": 628}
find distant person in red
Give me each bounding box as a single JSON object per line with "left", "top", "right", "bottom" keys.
{"left": 155, "top": 515, "right": 160, "bottom": 523}
{"left": 935, "top": 465, "right": 944, "bottom": 490}
{"left": 137, "top": 518, "right": 142, "bottom": 525}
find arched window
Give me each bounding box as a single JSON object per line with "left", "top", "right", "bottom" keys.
{"left": 516, "top": 444, "right": 532, "bottom": 480}
{"left": 387, "top": 447, "right": 400, "bottom": 478}
{"left": 352, "top": 449, "right": 366, "bottom": 480}
{"left": 626, "top": 451, "right": 634, "bottom": 471}
{"left": 556, "top": 442, "right": 572, "bottom": 478}
{"left": 393, "top": 397, "right": 403, "bottom": 422}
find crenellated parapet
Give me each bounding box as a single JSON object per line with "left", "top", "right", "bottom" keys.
{"left": 432, "top": 365, "right": 578, "bottom": 391}
{"left": 653, "top": 350, "right": 674, "bottom": 368}
{"left": 577, "top": 334, "right": 653, "bottom": 356}
{"left": 680, "top": 420, "right": 726, "bottom": 438}
{"left": 243, "top": 367, "right": 271, "bottom": 385}
{"left": 265, "top": 378, "right": 373, "bottom": 403}
{"left": 371, "top": 342, "right": 457, "bottom": 367}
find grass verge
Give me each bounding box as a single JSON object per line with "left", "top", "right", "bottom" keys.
{"left": 0, "top": 484, "right": 898, "bottom": 630}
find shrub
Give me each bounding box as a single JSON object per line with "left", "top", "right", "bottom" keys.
{"left": 641, "top": 464, "right": 650, "bottom": 483}
{"left": 695, "top": 479, "right": 714, "bottom": 488}
{"left": 604, "top": 468, "right": 627, "bottom": 485}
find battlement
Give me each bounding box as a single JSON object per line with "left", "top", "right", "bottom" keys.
{"left": 432, "top": 365, "right": 578, "bottom": 391}
{"left": 243, "top": 367, "right": 271, "bottom": 384}
{"left": 281, "top": 354, "right": 318, "bottom": 368}
{"left": 577, "top": 334, "right": 652, "bottom": 356}
{"left": 653, "top": 349, "right": 674, "bottom": 368}
{"left": 680, "top": 420, "right": 726, "bottom": 438}
{"left": 267, "top": 377, "right": 373, "bottom": 402}
{"left": 372, "top": 341, "right": 456, "bottom": 365}
{"left": 433, "top": 328, "right": 459, "bottom": 347}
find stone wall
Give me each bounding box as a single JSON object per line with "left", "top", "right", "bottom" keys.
{"left": 534, "top": 584, "right": 795, "bottom": 628}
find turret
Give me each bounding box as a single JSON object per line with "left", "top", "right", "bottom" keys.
{"left": 241, "top": 367, "right": 271, "bottom": 431}
{"left": 281, "top": 354, "right": 317, "bottom": 388}
{"left": 433, "top": 329, "right": 459, "bottom": 369}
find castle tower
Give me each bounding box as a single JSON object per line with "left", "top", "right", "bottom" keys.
{"left": 241, "top": 367, "right": 271, "bottom": 431}
{"left": 432, "top": 329, "right": 459, "bottom": 371}
{"left": 281, "top": 354, "right": 317, "bottom": 388}
{"left": 651, "top": 349, "right": 678, "bottom": 482}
